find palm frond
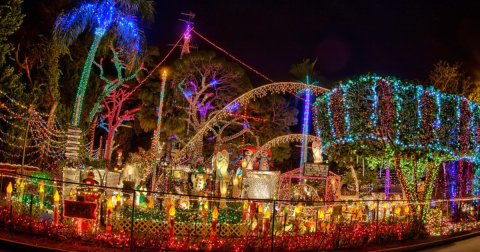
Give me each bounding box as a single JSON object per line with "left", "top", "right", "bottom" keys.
{"left": 116, "top": 0, "right": 156, "bottom": 24}
{"left": 111, "top": 12, "right": 146, "bottom": 70}
{"left": 52, "top": 2, "right": 97, "bottom": 53}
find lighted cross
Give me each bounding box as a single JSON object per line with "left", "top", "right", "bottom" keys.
{"left": 227, "top": 103, "right": 266, "bottom": 156}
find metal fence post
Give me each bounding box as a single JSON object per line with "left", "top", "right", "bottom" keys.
{"left": 375, "top": 200, "right": 379, "bottom": 243}
{"left": 130, "top": 189, "right": 136, "bottom": 249}
{"left": 271, "top": 199, "right": 276, "bottom": 252}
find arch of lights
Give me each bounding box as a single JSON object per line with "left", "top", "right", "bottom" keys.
{"left": 168, "top": 82, "right": 329, "bottom": 168}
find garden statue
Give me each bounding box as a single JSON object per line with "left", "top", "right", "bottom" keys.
{"left": 257, "top": 149, "right": 273, "bottom": 171}
{"left": 312, "top": 140, "right": 323, "bottom": 163}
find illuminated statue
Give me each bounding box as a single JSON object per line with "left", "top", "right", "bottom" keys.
{"left": 191, "top": 166, "right": 207, "bottom": 194}
{"left": 116, "top": 149, "right": 123, "bottom": 170}
{"left": 240, "top": 146, "right": 256, "bottom": 172}
{"left": 312, "top": 140, "right": 323, "bottom": 163}
{"left": 119, "top": 162, "right": 140, "bottom": 188}
{"left": 257, "top": 149, "right": 273, "bottom": 171}
{"left": 216, "top": 150, "right": 230, "bottom": 182}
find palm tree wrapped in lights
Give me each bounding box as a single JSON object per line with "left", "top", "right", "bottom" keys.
{"left": 53, "top": 0, "right": 155, "bottom": 126}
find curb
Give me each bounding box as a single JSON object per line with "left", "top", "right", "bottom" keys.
{"left": 373, "top": 231, "right": 480, "bottom": 252}
{"left": 0, "top": 237, "right": 69, "bottom": 252}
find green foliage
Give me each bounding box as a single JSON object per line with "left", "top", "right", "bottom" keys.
{"left": 0, "top": 0, "right": 26, "bottom": 101}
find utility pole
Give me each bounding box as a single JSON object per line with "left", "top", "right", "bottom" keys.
{"left": 21, "top": 106, "right": 34, "bottom": 174}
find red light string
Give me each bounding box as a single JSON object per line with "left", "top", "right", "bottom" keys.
{"left": 191, "top": 29, "right": 274, "bottom": 83}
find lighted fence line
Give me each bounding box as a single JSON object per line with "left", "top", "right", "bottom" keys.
{"left": 2, "top": 171, "right": 480, "bottom": 206}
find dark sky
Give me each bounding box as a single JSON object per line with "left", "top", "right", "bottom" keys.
{"left": 147, "top": 0, "right": 480, "bottom": 87}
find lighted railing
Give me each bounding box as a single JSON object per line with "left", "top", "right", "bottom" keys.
{"left": 0, "top": 171, "right": 479, "bottom": 251}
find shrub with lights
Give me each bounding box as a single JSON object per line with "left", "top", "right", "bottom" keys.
{"left": 314, "top": 74, "right": 480, "bottom": 209}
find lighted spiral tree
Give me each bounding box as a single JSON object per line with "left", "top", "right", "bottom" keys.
{"left": 53, "top": 0, "right": 153, "bottom": 126}
{"left": 314, "top": 75, "right": 480, "bottom": 211}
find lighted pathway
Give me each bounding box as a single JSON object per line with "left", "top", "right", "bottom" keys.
{"left": 417, "top": 236, "right": 480, "bottom": 252}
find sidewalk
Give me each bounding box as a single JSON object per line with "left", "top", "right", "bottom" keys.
{"left": 0, "top": 228, "right": 478, "bottom": 252}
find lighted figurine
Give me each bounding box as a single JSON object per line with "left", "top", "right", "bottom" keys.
{"left": 238, "top": 146, "right": 256, "bottom": 173}
{"left": 216, "top": 150, "right": 230, "bottom": 183}
{"left": 83, "top": 171, "right": 99, "bottom": 185}
{"left": 216, "top": 150, "right": 230, "bottom": 199}
{"left": 191, "top": 166, "right": 208, "bottom": 194}
{"left": 257, "top": 149, "right": 273, "bottom": 171}
{"left": 116, "top": 149, "right": 123, "bottom": 170}
{"left": 136, "top": 180, "right": 147, "bottom": 206}
{"left": 119, "top": 162, "right": 140, "bottom": 188}
{"left": 312, "top": 140, "right": 323, "bottom": 163}
{"left": 179, "top": 196, "right": 190, "bottom": 209}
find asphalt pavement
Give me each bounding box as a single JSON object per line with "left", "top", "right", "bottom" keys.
{"left": 417, "top": 235, "right": 480, "bottom": 252}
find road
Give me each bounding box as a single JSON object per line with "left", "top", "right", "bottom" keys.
{"left": 418, "top": 235, "right": 480, "bottom": 252}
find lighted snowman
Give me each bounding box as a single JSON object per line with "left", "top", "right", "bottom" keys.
{"left": 257, "top": 149, "right": 273, "bottom": 171}
{"left": 191, "top": 166, "right": 207, "bottom": 194}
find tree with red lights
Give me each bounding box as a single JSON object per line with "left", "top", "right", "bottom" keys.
{"left": 100, "top": 86, "right": 141, "bottom": 160}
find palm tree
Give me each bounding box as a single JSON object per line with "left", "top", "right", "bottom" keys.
{"left": 289, "top": 59, "right": 320, "bottom": 167}
{"left": 53, "top": 0, "right": 155, "bottom": 126}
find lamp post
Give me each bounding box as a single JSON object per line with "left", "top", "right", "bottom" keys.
{"left": 151, "top": 70, "right": 168, "bottom": 191}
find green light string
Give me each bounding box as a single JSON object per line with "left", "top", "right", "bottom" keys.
{"left": 72, "top": 34, "right": 102, "bottom": 126}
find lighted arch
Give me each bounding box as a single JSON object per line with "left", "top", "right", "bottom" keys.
{"left": 170, "top": 82, "right": 329, "bottom": 166}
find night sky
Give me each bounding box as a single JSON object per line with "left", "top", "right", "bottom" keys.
{"left": 148, "top": 0, "right": 480, "bottom": 87}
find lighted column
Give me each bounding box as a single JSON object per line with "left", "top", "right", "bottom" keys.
{"left": 19, "top": 180, "right": 24, "bottom": 203}
{"left": 318, "top": 209, "right": 324, "bottom": 231}
{"left": 257, "top": 203, "right": 263, "bottom": 236}
{"left": 220, "top": 182, "right": 227, "bottom": 209}
{"left": 69, "top": 188, "right": 75, "bottom": 200}
{"left": 242, "top": 201, "right": 248, "bottom": 224}
{"left": 169, "top": 205, "right": 176, "bottom": 242}
{"left": 233, "top": 176, "right": 239, "bottom": 198}
{"left": 106, "top": 198, "right": 112, "bottom": 235}
{"left": 115, "top": 193, "right": 121, "bottom": 218}
{"left": 6, "top": 182, "right": 12, "bottom": 209}
{"left": 210, "top": 206, "right": 219, "bottom": 241}
{"left": 54, "top": 190, "right": 60, "bottom": 225}
{"left": 294, "top": 204, "right": 301, "bottom": 233}
{"left": 264, "top": 208, "right": 271, "bottom": 240}
{"left": 39, "top": 180, "right": 44, "bottom": 209}
{"left": 203, "top": 201, "right": 209, "bottom": 225}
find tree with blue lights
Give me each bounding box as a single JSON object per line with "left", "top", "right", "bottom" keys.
{"left": 53, "top": 0, "right": 155, "bottom": 127}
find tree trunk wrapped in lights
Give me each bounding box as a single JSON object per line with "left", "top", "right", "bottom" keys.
{"left": 99, "top": 86, "right": 141, "bottom": 160}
